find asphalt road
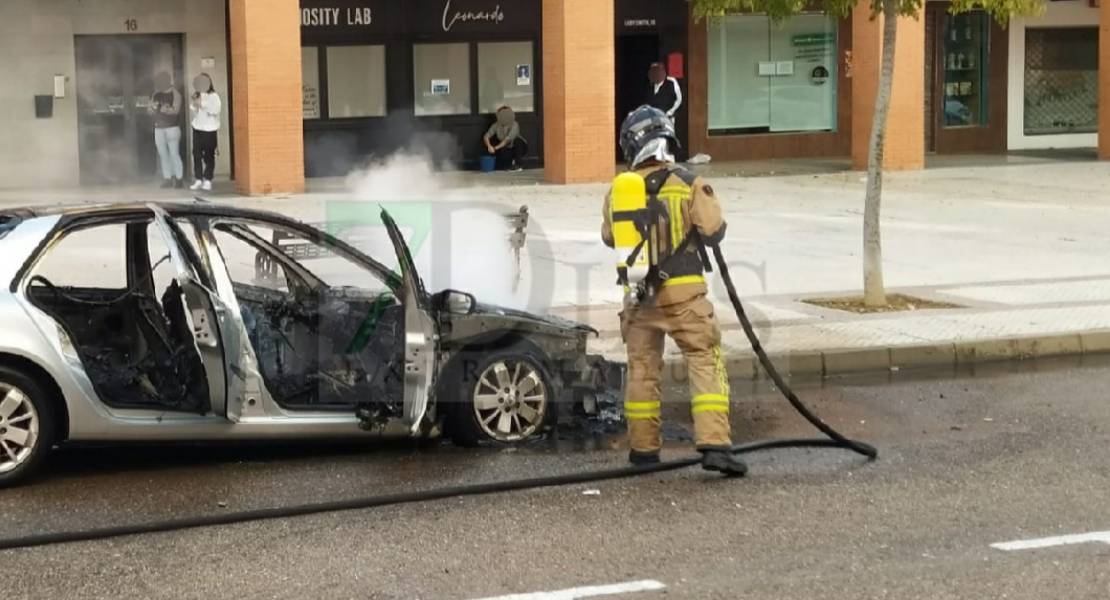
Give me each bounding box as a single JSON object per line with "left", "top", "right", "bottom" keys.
{"left": 2, "top": 357, "right": 1109, "bottom": 599}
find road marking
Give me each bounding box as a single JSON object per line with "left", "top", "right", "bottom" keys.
{"left": 991, "top": 530, "right": 1110, "bottom": 551}
{"left": 471, "top": 579, "right": 666, "bottom": 600}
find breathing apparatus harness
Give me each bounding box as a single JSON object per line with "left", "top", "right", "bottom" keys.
{"left": 610, "top": 166, "right": 712, "bottom": 306}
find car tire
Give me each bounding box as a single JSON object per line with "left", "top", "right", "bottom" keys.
{"left": 0, "top": 365, "right": 57, "bottom": 488}
{"left": 446, "top": 344, "right": 557, "bottom": 447}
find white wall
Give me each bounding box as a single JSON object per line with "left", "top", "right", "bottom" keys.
{"left": 0, "top": 0, "right": 228, "bottom": 189}
{"left": 1007, "top": 0, "right": 1100, "bottom": 150}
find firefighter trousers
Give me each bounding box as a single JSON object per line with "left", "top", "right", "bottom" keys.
{"left": 620, "top": 293, "right": 732, "bottom": 453}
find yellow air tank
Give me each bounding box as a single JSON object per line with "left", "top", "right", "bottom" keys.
{"left": 610, "top": 172, "right": 650, "bottom": 286}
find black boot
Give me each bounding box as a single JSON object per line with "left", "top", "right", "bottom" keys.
{"left": 629, "top": 450, "right": 660, "bottom": 466}
{"left": 700, "top": 449, "right": 747, "bottom": 477}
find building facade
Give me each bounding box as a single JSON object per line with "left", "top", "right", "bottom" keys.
{"left": 2, "top": 0, "right": 1109, "bottom": 194}
{"left": 0, "top": 0, "right": 231, "bottom": 189}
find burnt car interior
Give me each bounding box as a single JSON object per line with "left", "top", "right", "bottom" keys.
{"left": 27, "top": 218, "right": 211, "bottom": 413}
{"left": 207, "top": 221, "right": 406, "bottom": 416}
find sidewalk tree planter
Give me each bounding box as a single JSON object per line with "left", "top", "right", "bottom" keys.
{"left": 691, "top": 0, "right": 1044, "bottom": 308}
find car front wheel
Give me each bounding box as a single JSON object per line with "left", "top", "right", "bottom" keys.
{"left": 447, "top": 346, "right": 555, "bottom": 446}
{"left": 0, "top": 366, "right": 56, "bottom": 488}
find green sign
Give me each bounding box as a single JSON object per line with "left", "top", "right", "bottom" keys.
{"left": 793, "top": 33, "right": 836, "bottom": 47}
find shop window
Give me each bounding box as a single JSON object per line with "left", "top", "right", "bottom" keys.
{"left": 942, "top": 12, "right": 989, "bottom": 128}
{"left": 478, "top": 42, "right": 535, "bottom": 114}
{"left": 414, "top": 43, "right": 472, "bottom": 116}
{"left": 708, "top": 14, "right": 838, "bottom": 135}
{"left": 1024, "top": 28, "right": 1098, "bottom": 135}
{"left": 327, "top": 45, "right": 387, "bottom": 118}
{"left": 302, "top": 47, "right": 321, "bottom": 120}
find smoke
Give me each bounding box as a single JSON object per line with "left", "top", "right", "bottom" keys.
{"left": 341, "top": 151, "right": 523, "bottom": 309}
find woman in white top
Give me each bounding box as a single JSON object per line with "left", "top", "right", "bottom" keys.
{"left": 188, "top": 73, "right": 222, "bottom": 192}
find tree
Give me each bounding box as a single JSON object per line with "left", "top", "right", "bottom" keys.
{"left": 692, "top": 0, "right": 1042, "bottom": 307}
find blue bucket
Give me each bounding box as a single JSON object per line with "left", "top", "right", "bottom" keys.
{"left": 479, "top": 155, "right": 497, "bottom": 173}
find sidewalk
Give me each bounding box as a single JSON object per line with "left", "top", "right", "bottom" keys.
{"left": 3, "top": 156, "right": 1108, "bottom": 377}
{"left": 551, "top": 276, "right": 1110, "bottom": 379}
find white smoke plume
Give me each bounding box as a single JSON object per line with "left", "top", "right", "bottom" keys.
{"left": 343, "top": 152, "right": 522, "bottom": 308}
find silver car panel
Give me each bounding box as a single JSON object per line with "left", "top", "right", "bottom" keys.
{"left": 379, "top": 209, "right": 438, "bottom": 433}
{"left": 148, "top": 204, "right": 229, "bottom": 417}
{"left": 0, "top": 202, "right": 607, "bottom": 445}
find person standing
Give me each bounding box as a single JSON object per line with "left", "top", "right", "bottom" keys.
{"left": 188, "top": 73, "right": 221, "bottom": 192}
{"left": 483, "top": 106, "right": 528, "bottom": 171}
{"left": 150, "top": 72, "right": 184, "bottom": 189}
{"left": 601, "top": 106, "right": 746, "bottom": 477}
{"left": 645, "top": 62, "right": 682, "bottom": 122}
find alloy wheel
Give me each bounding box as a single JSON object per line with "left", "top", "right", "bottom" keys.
{"left": 0, "top": 383, "right": 39, "bottom": 474}
{"left": 472, "top": 359, "right": 548, "bottom": 442}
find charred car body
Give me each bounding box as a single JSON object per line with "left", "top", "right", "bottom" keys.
{"left": 0, "top": 202, "right": 618, "bottom": 486}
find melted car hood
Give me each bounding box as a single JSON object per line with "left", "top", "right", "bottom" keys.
{"left": 470, "top": 302, "right": 598, "bottom": 336}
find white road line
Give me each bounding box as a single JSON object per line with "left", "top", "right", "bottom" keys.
{"left": 991, "top": 530, "right": 1110, "bottom": 551}
{"left": 470, "top": 579, "right": 666, "bottom": 600}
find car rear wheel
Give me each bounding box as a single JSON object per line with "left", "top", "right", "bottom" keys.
{"left": 0, "top": 366, "right": 56, "bottom": 488}
{"left": 447, "top": 346, "right": 555, "bottom": 446}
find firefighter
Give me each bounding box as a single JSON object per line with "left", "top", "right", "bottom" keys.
{"left": 602, "top": 105, "right": 747, "bottom": 476}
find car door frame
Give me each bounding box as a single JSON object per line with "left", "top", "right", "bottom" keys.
{"left": 187, "top": 208, "right": 440, "bottom": 433}
{"left": 180, "top": 215, "right": 324, "bottom": 421}
{"left": 378, "top": 209, "right": 438, "bottom": 434}
{"left": 147, "top": 204, "right": 229, "bottom": 416}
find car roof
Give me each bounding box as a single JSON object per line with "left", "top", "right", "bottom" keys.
{"left": 0, "top": 200, "right": 291, "bottom": 223}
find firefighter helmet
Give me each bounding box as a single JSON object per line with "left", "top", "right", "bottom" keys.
{"left": 619, "top": 105, "right": 680, "bottom": 168}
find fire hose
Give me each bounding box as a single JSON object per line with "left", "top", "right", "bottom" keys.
{"left": 0, "top": 243, "right": 875, "bottom": 551}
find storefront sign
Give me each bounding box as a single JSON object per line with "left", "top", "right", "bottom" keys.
{"left": 793, "top": 33, "right": 836, "bottom": 47}
{"left": 302, "top": 6, "right": 373, "bottom": 27}
{"left": 411, "top": 0, "right": 537, "bottom": 35}
{"left": 442, "top": 0, "right": 504, "bottom": 31}
{"left": 623, "top": 18, "right": 656, "bottom": 28}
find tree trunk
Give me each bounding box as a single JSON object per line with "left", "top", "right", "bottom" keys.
{"left": 862, "top": 0, "right": 899, "bottom": 307}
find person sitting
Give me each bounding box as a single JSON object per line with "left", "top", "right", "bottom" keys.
{"left": 483, "top": 106, "right": 528, "bottom": 172}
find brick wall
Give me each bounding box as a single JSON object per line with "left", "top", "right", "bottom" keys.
{"left": 851, "top": 7, "right": 924, "bottom": 171}
{"left": 542, "top": 0, "right": 617, "bottom": 184}
{"left": 229, "top": 0, "right": 305, "bottom": 195}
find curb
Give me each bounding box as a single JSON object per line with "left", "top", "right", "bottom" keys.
{"left": 653, "top": 330, "right": 1110, "bottom": 382}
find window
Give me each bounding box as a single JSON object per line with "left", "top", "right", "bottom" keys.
{"left": 212, "top": 222, "right": 392, "bottom": 295}
{"left": 327, "top": 45, "right": 387, "bottom": 118}
{"left": 478, "top": 42, "right": 535, "bottom": 113}
{"left": 302, "top": 45, "right": 387, "bottom": 120}
{"left": 708, "top": 14, "right": 838, "bottom": 134}
{"left": 1024, "top": 28, "right": 1098, "bottom": 135}
{"left": 414, "top": 43, "right": 471, "bottom": 116}
{"left": 211, "top": 226, "right": 295, "bottom": 294}
{"left": 942, "top": 12, "right": 989, "bottom": 128}
{"left": 302, "top": 47, "right": 321, "bottom": 120}
{"left": 33, "top": 224, "right": 128, "bottom": 289}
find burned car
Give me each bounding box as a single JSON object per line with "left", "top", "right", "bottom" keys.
{"left": 0, "top": 202, "right": 617, "bottom": 486}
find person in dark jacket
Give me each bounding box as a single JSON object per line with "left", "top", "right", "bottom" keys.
{"left": 646, "top": 62, "right": 682, "bottom": 121}
{"left": 150, "top": 72, "right": 184, "bottom": 189}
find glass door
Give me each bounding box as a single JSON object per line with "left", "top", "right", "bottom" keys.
{"left": 75, "top": 35, "right": 183, "bottom": 184}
